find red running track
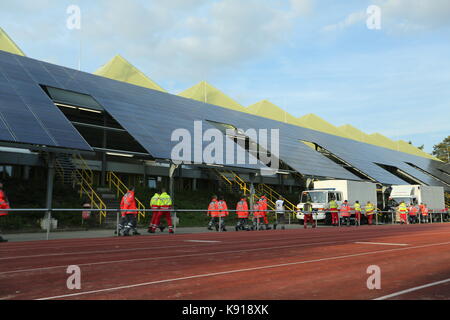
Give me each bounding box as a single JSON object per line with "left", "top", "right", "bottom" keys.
{"left": 0, "top": 224, "right": 449, "bottom": 300}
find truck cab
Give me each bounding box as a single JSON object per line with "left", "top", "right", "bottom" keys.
{"left": 296, "top": 189, "right": 343, "bottom": 222}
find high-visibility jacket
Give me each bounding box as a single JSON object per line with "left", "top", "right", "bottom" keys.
{"left": 408, "top": 205, "right": 418, "bottom": 216}
{"left": 365, "top": 203, "right": 375, "bottom": 215}
{"left": 253, "top": 203, "right": 264, "bottom": 218}
{"left": 159, "top": 192, "right": 172, "bottom": 209}
{"left": 398, "top": 203, "right": 408, "bottom": 214}
{"left": 419, "top": 204, "right": 425, "bottom": 214}
{"left": 258, "top": 197, "right": 268, "bottom": 213}
{"left": 120, "top": 190, "right": 137, "bottom": 216}
{"left": 0, "top": 190, "right": 10, "bottom": 216}
{"left": 208, "top": 199, "right": 219, "bottom": 217}
{"left": 421, "top": 206, "right": 429, "bottom": 216}
{"left": 150, "top": 193, "right": 160, "bottom": 208}
{"left": 303, "top": 202, "right": 313, "bottom": 214}
{"left": 329, "top": 200, "right": 338, "bottom": 209}
{"left": 340, "top": 204, "right": 351, "bottom": 217}
{"left": 236, "top": 200, "right": 249, "bottom": 218}
{"left": 354, "top": 203, "right": 361, "bottom": 212}
{"left": 217, "top": 200, "right": 229, "bottom": 217}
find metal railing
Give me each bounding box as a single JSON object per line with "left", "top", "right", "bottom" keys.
{"left": 106, "top": 171, "right": 146, "bottom": 221}
{"left": 213, "top": 169, "right": 298, "bottom": 220}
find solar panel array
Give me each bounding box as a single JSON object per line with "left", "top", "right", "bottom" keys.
{"left": 0, "top": 51, "right": 448, "bottom": 190}
{"left": 0, "top": 51, "right": 91, "bottom": 151}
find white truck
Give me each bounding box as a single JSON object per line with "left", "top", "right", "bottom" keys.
{"left": 389, "top": 185, "right": 445, "bottom": 211}
{"left": 296, "top": 180, "right": 378, "bottom": 224}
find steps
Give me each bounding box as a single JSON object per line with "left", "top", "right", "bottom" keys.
{"left": 96, "top": 187, "right": 120, "bottom": 226}
{"left": 54, "top": 153, "right": 81, "bottom": 185}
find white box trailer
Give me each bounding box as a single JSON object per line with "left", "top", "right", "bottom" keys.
{"left": 296, "top": 180, "right": 377, "bottom": 222}
{"left": 389, "top": 185, "right": 445, "bottom": 211}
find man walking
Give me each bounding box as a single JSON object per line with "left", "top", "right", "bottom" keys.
{"left": 303, "top": 200, "right": 315, "bottom": 229}
{"left": 258, "top": 195, "right": 271, "bottom": 230}
{"left": 151, "top": 188, "right": 174, "bottom": 234}
{"left": 148, "top": 191, "right": 162, "bottom": 233}
{"left": 235, "top": 196, "right": 250, "bottom": 231}
{"left": 217, "top": 196, "right": 229, "bottom": 231}
{"left": 274, "top": 196, "right": 285, "bottom": 230}
{"left": 329, "top": 197, "right": 339, "bottom": 226}
{"left": 120, "top": 187, "right": 140, "bottom": 236}
{"left": 207, "top": 195, "right": 219, "bottom": 231}
{"left": 365, "top": 201, "right": 375, "bottom": 225}
{"left": 354, "top": 201, "right": 362, "bottom": 226}
{"left": 340, "top": 200, "right": 351, "bottom": 227}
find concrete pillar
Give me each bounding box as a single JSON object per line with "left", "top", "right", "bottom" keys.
{"left": 192, "top": 178, "right": 197, "bottom": 191}
{"left": 45, "top": 153, "right": 55, "bottom": 240}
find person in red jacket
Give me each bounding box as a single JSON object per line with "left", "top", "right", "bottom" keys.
{"left": 340, "top": 200, "right": 351, "bottom": 227}
{"left": 235, "top": 196, "right": 250, "bottom": 231}
{"left": 420, "top": 203, "right": 429, "bottom": 223}
{"left": 258, "top": 195, "right": 271, "bottom": 230}
{"left": 120, "top": 187, "right": 140, "bottom": 236}
{"left": 0, "top": 182, "right": 10, "bottom": 242}
{"left": 408, "top": 203, "right": 418, "bottom": 224}
{"left": 207, "top": 195, "right": 219, "bottom": 231}
{"left": 217, "top": 196, "right": 229, "bottom": 232}
{"left": 252, "top": 202, "right": 264, "bottom": 230}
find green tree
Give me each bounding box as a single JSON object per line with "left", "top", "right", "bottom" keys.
{"left": 408, "top": 141, "right": 424, "bottom": 150}
{"left": 432, "top": 136, "right": 450, "bottom": 162}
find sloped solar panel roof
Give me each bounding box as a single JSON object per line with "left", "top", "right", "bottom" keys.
{"left": 0, "top": 52, "right": 447, "bottom": 189}
{"left": 0, "top": 51, "right": 91, "bottom": 151}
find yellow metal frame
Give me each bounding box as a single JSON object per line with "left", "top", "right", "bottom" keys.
{"left": 54, "top": 154, "right": 107, "bottom": 223}
{"left": 106, "top": 171, "right": 146, "bottom": 221}
{"left": 73, "top": 154, "right": 107, "bottom": 223}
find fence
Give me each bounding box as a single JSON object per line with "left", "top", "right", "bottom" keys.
{"left": 0, "top": 208, "right": 448, "bottom": 241}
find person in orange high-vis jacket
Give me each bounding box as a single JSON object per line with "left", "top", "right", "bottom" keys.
{"left": 217, "top": 196, "right": 229, "bottom": 232}
{"left": 118, "top": 187, "right": 140, "bottom": 236}
{"left": 235, "top": 196, "right": 250, "bottom": 231}
{"left": 340, "top": 200, "right": 351, "bottom": 227}
{"left": 0, "top": 182, "right": 10, "bottom": 242}
{"left": 258, "top": 196, "right": 271, "bottom": 230}
{"left": 252, "top": 202, "right": 264, "bottom": 230}
{"left": 207, "top": 195, "right": 219, "bottom": 231}
{"left": 420, "top": 203, "right": 429, "bottom": 223}
{"left": 408, "top": 203, "right": 418, "bottom": 224}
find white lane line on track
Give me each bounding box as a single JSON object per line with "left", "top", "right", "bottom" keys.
{"left": 2, "top": 225, "right": 448, "bottom": 254}
{"left": 0, "top": 238, "right": 357, "bottom": 275}
{"left": 374, "top": 278, "right": 450, "bottom": 300}
{"left": 1, "top": 223, "right": 446, "bottom": 252}
{"left": 35, "top": 240, "right": 450, "bottom": 300}
{"left": 3, "top": 229, "right": 449, "bottom": 260}
{"left": 185, "top": 240, "right": 221, "bottom": 243}
{"left": 354, "top": 242, "right": 408, "bottom": 246}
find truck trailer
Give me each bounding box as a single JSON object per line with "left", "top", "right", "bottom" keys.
{"left": 389, "top": 185, "right": 445, "bottom": 211}
{"left": 296, "top": 180, "right": 378, "bottom": 224}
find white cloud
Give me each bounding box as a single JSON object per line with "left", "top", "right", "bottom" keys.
{"left": 374, "top": 0, "right": 450, "bottom": 31}
{"left": 80, "top": 0, "right": 312, "bottom": 80}
{"left": 322, "top": 11, "right": 366, "bottom": 32}
{"left": 323, "top": 0, "right": 450, "bottom": 33}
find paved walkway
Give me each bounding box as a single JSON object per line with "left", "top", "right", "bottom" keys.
{"left": 2, "top": 223, "right": 306, "bottom": 242}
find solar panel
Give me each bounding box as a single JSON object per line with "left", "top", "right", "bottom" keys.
{"left": 0, "top": 52, "right": 447, "bottom": 189}
{"left": 0, "top": 51, "right": 92, "bottom": 151}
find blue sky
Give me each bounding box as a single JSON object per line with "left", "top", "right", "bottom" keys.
{"left": 1, "top": 0, "right": 449, "bottom": 153}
